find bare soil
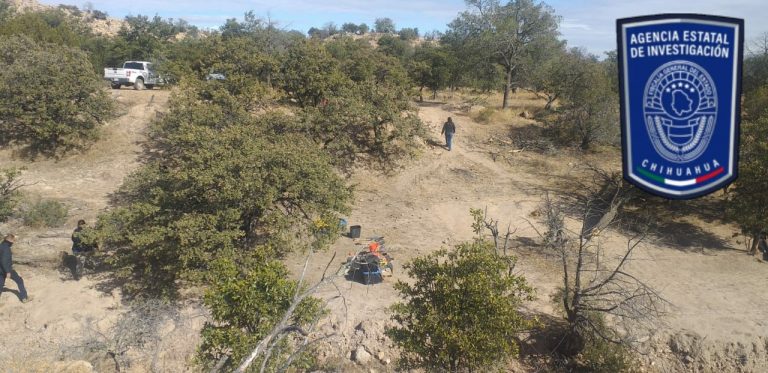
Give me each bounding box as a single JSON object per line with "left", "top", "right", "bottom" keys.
{"left": 1, "top": 89, "right": 766, "bottom": 372}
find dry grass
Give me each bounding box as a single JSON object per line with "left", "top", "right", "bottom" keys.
{"left": 3, "top": 359, "right": 94, "bottom": 373}
{"left": 471, "top": 107, "right": 534, "bottom": 127}
{"left": 427, "top": 88, "right": 547, "bottom": 129}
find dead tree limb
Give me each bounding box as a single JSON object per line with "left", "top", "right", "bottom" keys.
{"left": 534, "top": 170, "right": 668, "bottom": 355}
{"left": 234, "top": 251, "right": 342, "bottom": 373}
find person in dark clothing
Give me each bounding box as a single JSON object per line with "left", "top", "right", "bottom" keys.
{"left": 441, "top": 117, "right": 457, "bottom": 151}
{"left": 72, "top": 220, "right": 91, "bottom": 253}
{"left": 0, "top": 234, "right": 30, "bottom": 303}
{"left": 758, "top": 231, "right": 768, "bottom": 261}
{"left": 71, "top": 220, "right": 95, "bottom": 280}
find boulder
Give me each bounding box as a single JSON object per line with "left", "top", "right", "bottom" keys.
{"left": 352, "top": 346, "right": 372, "bottom": 365}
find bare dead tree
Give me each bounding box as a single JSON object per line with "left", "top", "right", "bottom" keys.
{"left": 535, "top": 171, "right": 668, "bottom": 355}
{"left": 472, "top": 207, "right": 518, "bottom": 257}
{"left": 747, "top": 32, "right": 768, "bottom": 56}
{"left": 232, "top": 251, "right": 345, "bottom": 373}
{"left": 70, "top": 299, "right": 180, "bottom": 372}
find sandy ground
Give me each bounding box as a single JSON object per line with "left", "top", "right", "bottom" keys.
{"left": 1, "top": 88, "right": 766, "bottom": 372}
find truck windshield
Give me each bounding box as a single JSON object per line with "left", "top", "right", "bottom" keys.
{"left": 124, "top": 62, "right": 144, "bottom": 70}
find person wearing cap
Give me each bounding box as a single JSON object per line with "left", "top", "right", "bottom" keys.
{"left": 0, "top": 234, "right": 30, "bottom": 303}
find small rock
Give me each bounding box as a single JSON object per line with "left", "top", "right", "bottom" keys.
{"left": 38, "top": 231, "right": 66, "bottom": 238}
{"left": 352, "top": 346, "right": 372, "bottom": 365}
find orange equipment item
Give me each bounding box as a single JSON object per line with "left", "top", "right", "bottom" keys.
{"left": 368, "top": 242, "right": 379, "bottom": 252}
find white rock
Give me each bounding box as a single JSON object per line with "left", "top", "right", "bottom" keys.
{"left": 352, "top": 346, "right": 372, "bottom": 365}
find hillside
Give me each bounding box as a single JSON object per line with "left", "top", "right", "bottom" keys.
{"left": 6, "top": 0, "right": 125, "bottom": 36}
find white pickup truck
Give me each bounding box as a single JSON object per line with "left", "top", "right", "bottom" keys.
{"left": 103, "top": 61, "right": 164, "bottom": 90}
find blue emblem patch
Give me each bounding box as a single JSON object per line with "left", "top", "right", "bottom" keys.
{"left": 617, "top": 14, "right": 743, "bottom": 199}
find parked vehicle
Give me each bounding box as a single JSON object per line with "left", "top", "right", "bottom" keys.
{"left": 103, "top": 61, "right": 164, "bottom": 90}
{"left": 205, "top": 73, "right": 226, "bottom": 81}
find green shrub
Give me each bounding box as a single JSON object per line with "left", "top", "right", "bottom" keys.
{"left": 387, "top": 240, "right": 535, "bottom": 372}
{"left": 23, "top": 199, "right": 68, "bottom": 228}
{"left": 198, "top": 257, "right": 324, "bottom": 371}
{"left": 0, "top": 168, "right": 24, "bottom": 222}
{"left": 93, "top": 84, "right": 351, "bottom": 298}
{"left": 0, "top": 35, "right": 115, "bottom": 157}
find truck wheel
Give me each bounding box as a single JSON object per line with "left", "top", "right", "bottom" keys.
{"left": 134, "top": 78, "right": 144, "bottom": 90}
{"left": 146, "top": 84, "right": 154, "bottom": 90}
{"left": 110, "top": 83, "right": 121, "bottom": 89}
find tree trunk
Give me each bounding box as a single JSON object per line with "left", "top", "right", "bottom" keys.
{"left": 502, "top": 67, "right": 512, "bottom": 109}
{"left": 419, "top": 86, "right": 424, "bottom": 102}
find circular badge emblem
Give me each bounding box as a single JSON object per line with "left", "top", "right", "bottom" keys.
{"left": 643, "top": 61, "right": 717, "bottom": 163}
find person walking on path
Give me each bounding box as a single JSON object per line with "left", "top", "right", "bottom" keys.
{"left": 441, "top": 117, "right": 457, "bottom": 151}
{"left": 0, "top": 234, "right": 30, "bottom": 303}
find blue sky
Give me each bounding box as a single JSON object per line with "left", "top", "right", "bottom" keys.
{"left": 41, "top": 0, "right": 768, "bottom": 55}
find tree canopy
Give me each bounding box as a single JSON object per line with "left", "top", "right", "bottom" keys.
{"left": 445, "top": 0, "right": 560, "bottom": 108}
{"left": 0, "top": 35, "right": 115, "bottom": 157}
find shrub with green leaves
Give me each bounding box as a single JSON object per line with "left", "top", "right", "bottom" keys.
{"left": 94, "top": 84, "right": 351, "bottom": 298}
{"left": 0, "top": 168, "right": 24, "bottom": 222}
{"left": 0, "top": 35, "right": 115, "bottom": 157}
{"left": 198, "top": 256, "right": 324, "bottom": 371}
{"left": 387, "top": 240, "right": 535, "bottom": 372}
{"left": 23, "top": 199, "right": 68, "bottom": 228}
{"left": 288, "top": 39, "right": 425, "bottom": 166}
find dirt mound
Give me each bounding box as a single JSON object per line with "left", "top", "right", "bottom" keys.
{"left": 641, "top": 330, "right": 768, "bottom": 372}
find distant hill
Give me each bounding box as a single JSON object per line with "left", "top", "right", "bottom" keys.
{"left": 6, "top": 0, "right": 126, "bottom": 36}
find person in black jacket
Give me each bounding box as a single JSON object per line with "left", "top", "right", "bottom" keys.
{"left": 441, "top": 117, "right": 457, "bottom": 151}
{"left": 71, "top": 220, "right": 95, "bottom": 280}
{"left": 0, "top": 234, "right": 30, "bottom": 303}
{"left": 758, "top": 231, "right": 768, "bottom": 261}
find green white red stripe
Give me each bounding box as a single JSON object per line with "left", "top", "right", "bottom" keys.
{"left": 636, "top": 166, "right": 724, "bottom": 187}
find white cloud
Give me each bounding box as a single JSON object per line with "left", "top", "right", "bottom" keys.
{"left": 561, "top": 22, "right": 592, "bottom": 31}
{"left": 554, "top": 0, "right": 768, "bottom": 54}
